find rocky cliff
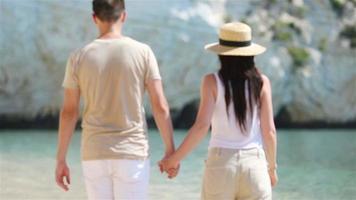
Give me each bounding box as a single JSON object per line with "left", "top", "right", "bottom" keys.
{"left": 0, "top": 0, "right": 355, "bottom": 126}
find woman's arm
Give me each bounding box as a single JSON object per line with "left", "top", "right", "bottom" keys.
{"left": 160, "top": 74, "right": 216, "bottom": 171}
{"left": 260, "top": 75, "right": 278, "bottom": 186}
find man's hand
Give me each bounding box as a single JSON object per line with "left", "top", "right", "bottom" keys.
{"left": 159, "top": 156, "right": 180, "bottom": 179}
{"left": 55, "top": 161, "right": 71, "bottom": 191}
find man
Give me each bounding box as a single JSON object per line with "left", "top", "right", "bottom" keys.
{"left": 55, "top": 0, "right": 177, "bottom": 199}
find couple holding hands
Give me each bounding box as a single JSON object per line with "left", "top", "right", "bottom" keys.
{"left": 55, "top": 0, "right": 278, "bottom": 199}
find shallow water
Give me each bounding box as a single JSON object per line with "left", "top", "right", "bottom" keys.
{"left": 0, "top": 130, "right": 355, "bottom": 200}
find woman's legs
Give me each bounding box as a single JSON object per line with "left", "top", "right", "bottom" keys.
{"left": 237, "top": 148, "right": 271, "bottom": 200}
{"left": 201, "top": 148, "right": 237, "bottom": 200}
{"left": 201, "top": 148, "right": 272, "bottom": 200}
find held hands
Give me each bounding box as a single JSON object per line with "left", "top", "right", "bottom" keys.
{"left": 158, "top": 154, "right": 180, "bottom": 179}
{"left": 55, "top": 160, "right": 71, "bottom": 191}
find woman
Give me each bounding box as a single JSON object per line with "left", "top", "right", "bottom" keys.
{"left": 160, "top": 22, "right": 278, "bottom": 200}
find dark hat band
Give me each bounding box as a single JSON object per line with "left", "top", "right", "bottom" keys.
{"left": 219, "top": 39, "right": 251, "bottom": 47}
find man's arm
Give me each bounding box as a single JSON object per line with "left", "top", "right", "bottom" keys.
{"left": 146, "top": 80, "right": 175, "bottom": 157}
{"left": 55, "top": 88, "right": 80, "bottom": 191}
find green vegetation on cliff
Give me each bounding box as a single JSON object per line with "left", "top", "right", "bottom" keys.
{"left": 288, "top": 46, "right": 310, "bottom": 67}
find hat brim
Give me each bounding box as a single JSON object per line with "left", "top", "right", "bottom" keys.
{"left": 204, "top": 42, "right": 266, "bottom": 56}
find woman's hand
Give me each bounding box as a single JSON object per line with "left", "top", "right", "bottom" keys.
{"left": 159, "top": 157, "right": 180, "bottom": 179}
{"left": 268, "top": 169, "right": 278, "bottom": 187}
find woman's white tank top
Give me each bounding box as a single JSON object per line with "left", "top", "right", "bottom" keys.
{"left": 209, "top": 72, "right": 263, "bottom": 149}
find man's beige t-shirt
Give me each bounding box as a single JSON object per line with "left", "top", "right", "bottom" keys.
{"left": 62, "top": 37, "right": 161, "bottom": 161}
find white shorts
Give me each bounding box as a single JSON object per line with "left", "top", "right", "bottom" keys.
{"left": 202, "top": 148, "right": 271, "bottom": 200}
{"left": 81, "top": 159, "right": 150, "bottom": 200}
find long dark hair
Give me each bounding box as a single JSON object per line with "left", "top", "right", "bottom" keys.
{"left": 218, "top": 55, "right": 263, "bottom": 132}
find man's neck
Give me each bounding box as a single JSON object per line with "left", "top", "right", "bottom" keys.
{"left": 98, "top": 24, "right": 123, "bottom": 39}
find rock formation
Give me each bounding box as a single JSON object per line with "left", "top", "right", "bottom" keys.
{"left": 0, "top": 0, "right": 355, "bottom": 125}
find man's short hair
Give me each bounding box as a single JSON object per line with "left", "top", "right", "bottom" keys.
{"left": 92, "top": 0, "right": 125, "bottom": 22}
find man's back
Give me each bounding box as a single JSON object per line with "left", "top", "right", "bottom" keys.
{"left": 56, "top": 1, "right": 176, "bottom": 197}
{"left": 63, "top": 37, "right": 161, "bottom": 160}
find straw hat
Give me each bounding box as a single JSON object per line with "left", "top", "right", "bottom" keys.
{"left": 205, "top": 22, "right": 266, "bottom": 56}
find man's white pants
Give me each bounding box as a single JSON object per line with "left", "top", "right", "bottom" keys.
{"left": 81, "top": 159, "right": 150, "bottom": 200}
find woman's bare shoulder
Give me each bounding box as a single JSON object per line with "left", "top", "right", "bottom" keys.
{"left": 203, "top": 73, "right": 216, "bottom": 86}
{"left": 202, "top": 73, "right": 217, "bottom": 97}
{"left": 260, "top": 73, "right": 272, "bottom": 98}
{"left": 260, "top": 73, "right": 270, "bottom": 85}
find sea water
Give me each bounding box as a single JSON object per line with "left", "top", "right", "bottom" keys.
{"left": 0, "top": 130, "right": 355, "bottom": 200}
